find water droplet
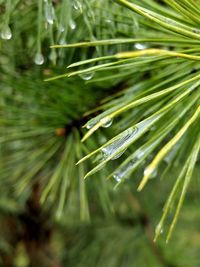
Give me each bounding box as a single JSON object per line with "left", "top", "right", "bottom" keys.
{"left": 1, "top": 25, "right": 12, "bottom": 40}
{"left": 45, "top": 2, "right": 54, "bottom": 24}
{"left": 34, "top": 53, "right": 44, "bottom": 65}
{"left": 59, "top": 38, "right": 67, "bottom": 45}
{"left": 49, "top": 50, "right": 57, "bottom": 62}
{"left": 79, "top": 72, "right": 94, "bottom": 81}
{"left": 58, "top": 24, "right": 65, "bottom": 32}
{"left": 101, "top": 128, "right": 137, "bottom": 160}
{"left": 113, "top": 159, "right": 137, "bottom": 182}
{"left": 100, "top": 117, "right": 113, "bottom": 128}
{"left": 135, "top": 149, "right": 145, "bottom": 159}
{"left": 134, "top": 43, "right": 147, "bottom": 50}
{"left": 69, "top": 19, "right": 76, "bottom": 30}
{"left": 105, "top": 19, "right": 112, "bottom": 24}
{"left": 111, "top": 149, "right": 126, "bottom": 160}
{"left": 113, "top": 173, "right": 122, "bottom": 183}
{"left": 73, "top": 0, "right": 82, "bottom": 10}
{"left": 155, "top": 222, "right": 163, "bottom": 236}
{"left": 86, "top": 118, "right": 98, "bottom": 129}
{"left": 144, "top": 166, "right": 157, "bottom": 178}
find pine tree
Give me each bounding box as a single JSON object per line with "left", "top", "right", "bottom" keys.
{"left": 0, "top": 0, "right": 199, "bottom": 266}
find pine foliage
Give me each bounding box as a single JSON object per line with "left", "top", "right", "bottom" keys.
{"left": 0, "top": 0, "right": 200, "bottom": 266}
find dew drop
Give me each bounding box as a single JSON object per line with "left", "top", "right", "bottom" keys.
{"left": 134, "top": 43, "right": 147, "bottom": 50}
{"left": 45, "top": 2, "right": 54, "bottom": 25}
{"left": 111, "top": 149, "right": 126, "bottom": 160}
{"left": 73, "top": 0, "right": 82, "bottom": 10}
{"left": 59, "top": 38, "right": 67, "bottom": 45}
{"left": 58, "top": 24, "right": 65, "bottom": 32}
{"left": 144, "top": 166, "right": 157, "bottom": 178}
{"left": 1, "top": 25, "right": 12, "bottom": 40}
{"left": 49, "top": 50, "right": 57, "bottom": 62}
{"left": 69, "top": 19, "right": 76, "bottom": 30}
{"left": 101, "top": 128, "right": 137, "bottom": 160}
{"left": 34, "top": 53, "right": 44, "bottom": 65}
{"left": 113, "top": 173, "right": 122, "bottom": 183}
{"left": 79, "top": 72, "right": 94, "bottom": 81}
{"left": 155, "top": 222, "right": 163, "bottom": 236}
{"left": 100, "top": 117, "right": 113, "bottom": 128}
{"left": 105, "top": 19, "right": 112, "bottom": 24}
{"left": 113, "top": 159, "right": 137, "bottom": 182}
{"left": 86, "top": 118, "right": 98, "bottom": 129}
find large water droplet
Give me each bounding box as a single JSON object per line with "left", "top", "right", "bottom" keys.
{"left": 134, "top": 43, "right": 147, "bottom": 50}
{"left": 101, "top": 128, "right": 137, "bottom": 160}
{"left": 79, "top": 72, "right": 94, "bottom": 81}
{"left": 1, "top": 25, "right": 12, "bottom": 40}
{"left": 69, "top": 19, "right": 76, "bottom": 30}
{"left": 100, "top": 117, "right": 113, "bottom": 128}
{"left": 45, "top": 2, "right": 54, "bottom": 24}
{"left": 113, "top": 159, "right": 137, "bottom": 182}
{"left": 34, "top": 53, "right": 44, "bottom": 65}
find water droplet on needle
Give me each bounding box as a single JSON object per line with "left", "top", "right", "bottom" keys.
{"left": 80, "top": 72, "right": 94, "bottom": 81}
{"left": 1, "top": 25, "right": 12, "bottom": 40}
{"left": 34, "top": 53, "right": 44, "bottom": 65}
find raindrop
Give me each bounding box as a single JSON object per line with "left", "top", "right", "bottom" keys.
{"left": 144, "top": 166, "right": 157, "bottom": 179}
{"left": 100, "top": 117, "right": 113, "bottom": 128}
{"left": 113, "top": 173, "right": 122, "bottom": 183}
{"left": 58, "top": 24, "right": 65, "bottom": 32}
{"left": 101, "top": 127, "right": 138, "bottom": 160}
{"left": 113, "top": 159, "right": 137, "bottom": 182}
{"left": 111, "top": 149, "right": 126, "bottom": 160}
{"left": 45, "top": 2, "right": 54, "bottom": 24}
{"left": 134, "top": 43, "right": 147, "bottom": 50}
{"left": 49, "top": 50, "right": 57, "bottom": 62}
{"left": 34, "top": 53, "right": 44, "bottom": 65}
{"left": 1, "top": 25, "right": 12, "bottom": 40}
{"left": 79, "top": 72, "right": 94, "bottom": 81}
{"left": 105, "top": 19, "right": 112, "bottom": 24}
{"left": 59, "top": 38, "right": 67, "bottom": 45}
{"left": 69, "top": 19, "right": 76, "bottom": 30}
{"left": 155, "top": 222, "right": 163, "bottom": 236}
{"left": 86, "top": 118, "right": 98, "bottom": 129}
{"left": 73, "top": 0, "right": 82, "bottom": 10}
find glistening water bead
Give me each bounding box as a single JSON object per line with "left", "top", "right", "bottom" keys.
{"left": 79, "top": 72, "right": 94, "bottom": 81}
{"left": 155, "top": 222, "right": 163, "bottom": 236}
{"left": 100, "top": 117, "right": 113, "bottom": 128}
{"left": 73, "top": 0, "right": 82, "bottom": 10}
{"left": 143, "top": 165, "right": 157, "bottom": 179}
{"left": 1, "top": 25, "right": 12, "bottom": 40}
{"left": 134, "top": 43, "right": 147, "bottom": 50}
{"left": 45, "top": 2, "right": 54, "bottom": 25}
{"left": 101, "top": 127, "right": 138, "bottom": 160}
{"left": 69, "top": 19, "right": 76, "bottom": 30}
{"left": 34, "top": 53, "right": 44, "bottom": 65}
{"left": 113, "top": 159, "right": 137, "bottom": 182}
